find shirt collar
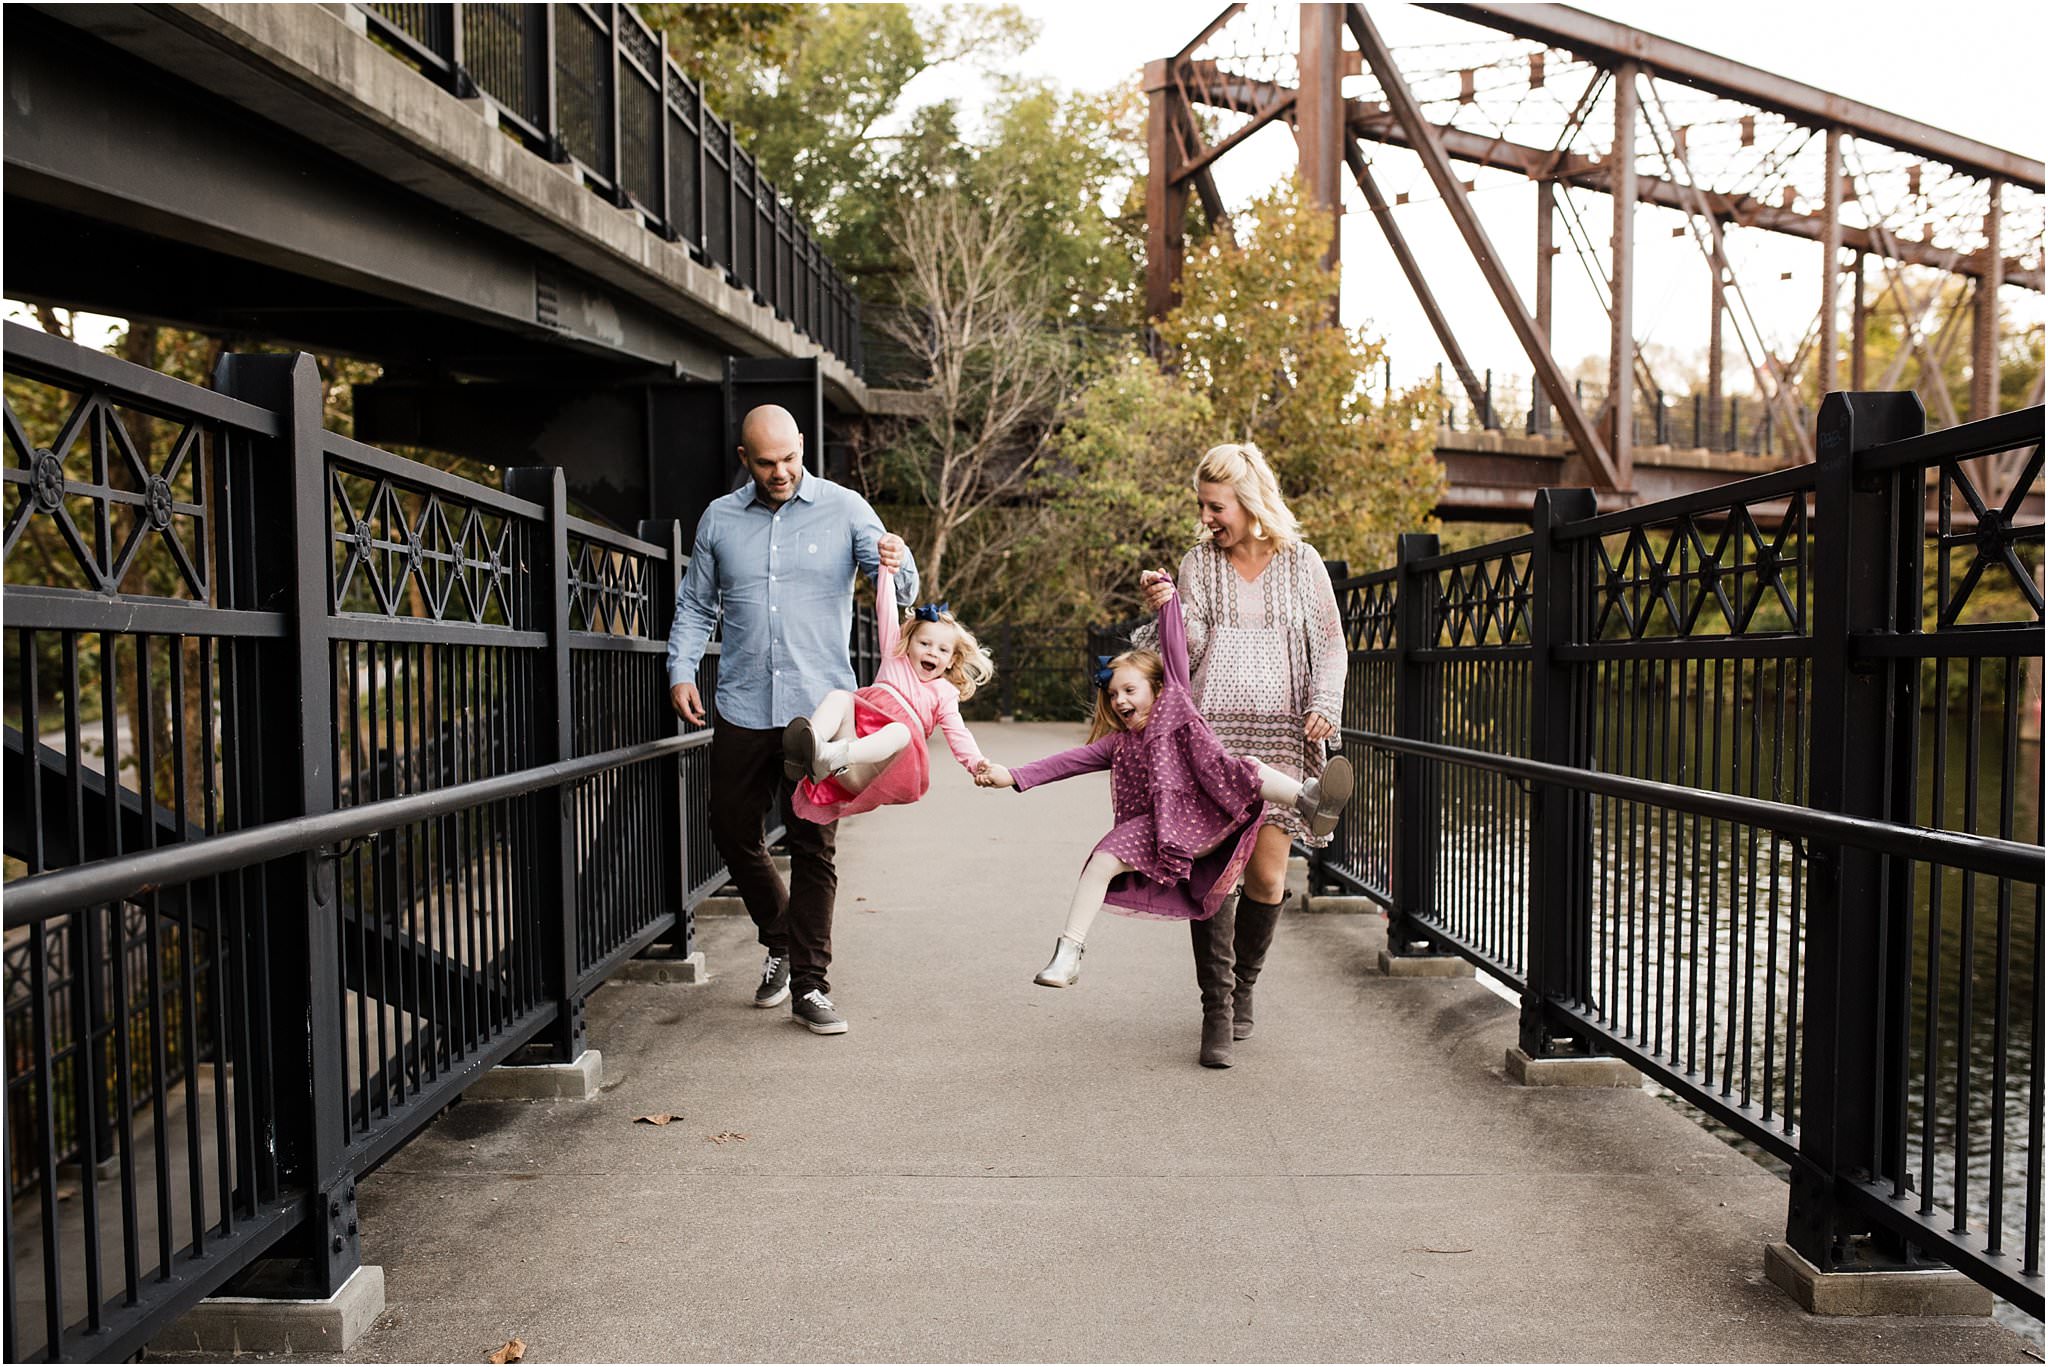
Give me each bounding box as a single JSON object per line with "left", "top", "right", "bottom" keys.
{"left": 743, "top": 471, "right": 820, "bottom": 510}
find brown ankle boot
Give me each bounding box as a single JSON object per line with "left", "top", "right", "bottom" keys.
{"left": 1230, "top": 896, "right": 1283, "bottom": 1041}
{"left": 1190, "top": 897, "right": 1238, "bottom": 1068}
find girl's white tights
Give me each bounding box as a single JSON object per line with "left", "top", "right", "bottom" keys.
{"left": 808, "top": 690, "right": 910, "bottom": 795}
{"left": 1060, "top": 765, "right": 1306, "bottom": 945}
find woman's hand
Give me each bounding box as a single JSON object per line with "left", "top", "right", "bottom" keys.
{"left": 1303, "top": 712, "right": 1335, "bottom": 743}
{"left": 974, "top": 761, "right": 1014, "bottom": 789}
{"left": 1139, "top": 569, "right": 1175, "bottom": 611}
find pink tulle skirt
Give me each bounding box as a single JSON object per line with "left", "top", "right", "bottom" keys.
{"left": 789, "top": 688, "right": 930, "bottom": 823}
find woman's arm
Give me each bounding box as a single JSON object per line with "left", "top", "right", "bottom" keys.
{"left": 932, "top": 689, "right": 988, "bottom": 773}
{"left": 1305, "top": 549, "right": 1347, "bottom": 725}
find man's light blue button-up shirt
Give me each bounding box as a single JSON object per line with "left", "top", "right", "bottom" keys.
{"left": 665, "top": 472, "right": 919, "bottom": 730}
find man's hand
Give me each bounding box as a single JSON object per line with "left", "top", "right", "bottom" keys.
{"left": 877, "top": 533, "right": 906, "bottom": 574}
{"left": 1139, "top": 568, "right": 1174, "bottom": 612}
{"left": 670, "top": 682, "right": 706, "bottom": 726}
{"left": 1304, "top": 711, "right": 1335, "bottom": 743}
{"left": 974, "top": 761, "right": 1014, "bottom": 789}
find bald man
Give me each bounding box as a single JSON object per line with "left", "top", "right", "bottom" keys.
{"left": 666, "top": 404, "right": 917, "bottom": 1034}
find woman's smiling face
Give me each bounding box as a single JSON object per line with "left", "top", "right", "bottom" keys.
{"left": 1107, "top": 664, "right": 1158, "bottom": 731}
{"left": 1197, "top": 480, "right": 1253, "bottom": 549}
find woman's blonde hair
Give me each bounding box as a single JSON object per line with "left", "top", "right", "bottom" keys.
{"left": 899, "top": 609, "right": 995, "bottom": 702}
{"left": 1193, "top": 442, "right": 1301, "bottom": 548}
{"left": 1087, "top": 649, "right": 1166, "bottom": 742}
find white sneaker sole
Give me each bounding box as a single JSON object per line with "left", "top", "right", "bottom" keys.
{"left": 754, "top": 985, "right": 791, "bottom": 1008}
{"left": 797, "top": 1015, "right": 848, "bottom": 1035}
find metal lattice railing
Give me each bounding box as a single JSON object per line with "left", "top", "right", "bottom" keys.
{"left": 1312, "top": 397, "right": 2043, "bottom": 1318}
{"left": 359, "top": 2, "right": 862, "bottom": 377}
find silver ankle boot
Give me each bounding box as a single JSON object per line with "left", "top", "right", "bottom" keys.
{"left": 1295, "top": 755, "right": 1356, "bottom": 838}
{"left": 1034, "top": 935, "right": 1085, "bottom": 988}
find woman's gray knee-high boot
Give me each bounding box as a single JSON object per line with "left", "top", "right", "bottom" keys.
{"left": 1230, "top": 896, "right": 1284, "bottom": 1041}
{"left": 1190, "top": 896, "right": 1239, "bottom": 1068}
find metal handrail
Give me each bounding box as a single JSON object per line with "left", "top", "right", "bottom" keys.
{"left": 3, "top": 733, "right": 705, "bottom": 926}
{"left": 1341, "top": 725, "right": 2044, "bottom": 883}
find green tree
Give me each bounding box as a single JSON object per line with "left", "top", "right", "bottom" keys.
{"left": 1157, "top": 178, "right": 1444, "bottom": 569}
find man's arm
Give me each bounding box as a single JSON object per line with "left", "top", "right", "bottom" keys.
{"left": 666, "top": 520, "right": 721, "bottom": 723}
{"left": 849, "top": 490, "right": 918, "bottom": 604}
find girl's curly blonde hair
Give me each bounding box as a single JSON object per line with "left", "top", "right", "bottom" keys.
{"left": 1194, "top": 441, "right": 1301, "bottom": 548}
{"left": 899, "top": 609, "right": 996, "bottom": 701}
{"left": 1087, "top": 649, "right": 1166, "bottom": 742}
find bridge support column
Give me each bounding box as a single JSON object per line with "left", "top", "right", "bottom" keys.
{"left": 1819, "top": 126, "right": 1842, "bottom": 397}
{"left": 1607, "top": 63, "right": 1638, "bottom": 488}
{"left": 506, "top": 467, "right": 587, "bottom": 1066}
{"left": 1510, "top": 487, "right": 1636, "bottom": 1085}
{"left": 1534, "top": 179, "right": 1554, "bottom": 436}
{"left": 1380, "top": 532, "right": 1467, "bottom": 976}
{"left": 1789, "top": 392, "right": 1933, "bottom": 1286}
{"left": 1144, "top": 60, "right": 1189, "bottom": 322}
{"left": 1971, "top": 180, "right": 2004, "bottom": 419}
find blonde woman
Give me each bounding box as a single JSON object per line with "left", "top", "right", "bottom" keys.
{"left": 1136, "top": 442, "right": 1347, "bottom": 1067}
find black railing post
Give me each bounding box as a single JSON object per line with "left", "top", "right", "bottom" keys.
{"left": 540, "top": 2, "right": 565, "bottom": 163}
{"left": 654, "top": 29, "right": 672, "bottom": 235}
{"left": 504, "top": 467, "right": 585, "bottom": 1062}
{"left": 448, "top": 2, "right": 477, "bottom": 98}
{"left": 1520, "top": 487, "right": 1598, "bottom": 1058}
{"left": 605, "top": 3, "right": 626, "bottom": 204}
{"left": 214, "top": 350, "right": 359, "bottom": 1295}
{"left": 1790, "top": 390, "right": 1927, "bottom": 1273}
{"left": 640, "top": 517, "right": 692, "bottom": 959}
{"left": 1387, "top": 531, "right": 1440, "bottom": 957}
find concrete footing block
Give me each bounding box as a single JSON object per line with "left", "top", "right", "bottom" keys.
{"left": 1378, "top": 949, "right": 1474, "bottom": 978}
{"left": 1505, "top": 1046, "right": 1641, "bottom": 1088}
{"left": 694, "top": 895, "right": 750, "bottom": 918}
{"left": 1763, "top": 1241, "right": 1992, "bottom": 1317}
{"left": 149, "top": 1264, "right": 384, "bottom": 1357}
{"left": 1303, "top": 894, "right": 1380, "bottom": 913}
{"left": 612, "top": 951, "right": 708, "bottom": 984}
{"left": 462, "top": 1049, "right": 602, "bottom": 1101}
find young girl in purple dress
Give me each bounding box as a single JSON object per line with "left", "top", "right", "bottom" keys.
{"left": 975, "top": 572, "right": 1353, "bottom": 1066}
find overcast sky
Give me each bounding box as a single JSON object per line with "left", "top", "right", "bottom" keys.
{"left": 936, "top": 0, "right": 2046, "bottom": 400}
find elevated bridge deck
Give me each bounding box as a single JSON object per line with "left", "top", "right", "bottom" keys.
{"left": 339, "top": 723, "right": 2030, "bottom": 1363}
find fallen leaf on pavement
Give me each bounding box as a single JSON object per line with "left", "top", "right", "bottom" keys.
{"left": 487, "top": 1337, "right": 526, "bottom": 1364}
{"left": 706, "top": 1131, "right": 749, "bottom": 1144}
{"left": 634, "top": 1113, "right": 680, "bottom": 1126}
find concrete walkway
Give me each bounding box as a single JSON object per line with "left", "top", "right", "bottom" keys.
{"left": 343, "top": 723, "right": 2033, "bottom": 1363}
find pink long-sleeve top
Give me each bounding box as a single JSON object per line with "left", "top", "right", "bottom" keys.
{"left": 868, "top": 576, "right": 987, "bottom": 774}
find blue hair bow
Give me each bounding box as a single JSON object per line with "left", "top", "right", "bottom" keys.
{"left": 1092, "top": 655, "right": 1117, "bottom": 690}
{"left": 913, "top": 601, "right": 950, "bottom": 623}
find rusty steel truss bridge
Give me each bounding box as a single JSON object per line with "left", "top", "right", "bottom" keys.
{"left": 1145, "top": 3, "right": 2045, "bottom": 522}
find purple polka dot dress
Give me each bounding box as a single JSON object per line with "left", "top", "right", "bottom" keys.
{"left": 1009, "top": 587, "right": 1265, "bottom": 921}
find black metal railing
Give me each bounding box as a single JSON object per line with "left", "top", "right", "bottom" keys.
{"left": 1315, "top": 396, "right": 2044, "bottom": 1317}
{"left": 0, "top": 322, "right": 734, "bottom": 1360}
{"left": 359, "top": 3, "right": 863, "bottom": 376}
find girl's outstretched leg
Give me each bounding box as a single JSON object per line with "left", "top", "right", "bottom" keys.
{"left": 1035, "top": 850, "right": 1131, "bottom": 988}
{"left": 825, "top": 722, "right": 912, "bottom": 796}
{"left": 784, "top": 690, "right": 858, "bottom": 783}
{"left": 1255, "top": 757, "right": 1357, "bottom": 839}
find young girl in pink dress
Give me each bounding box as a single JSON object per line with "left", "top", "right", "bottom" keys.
{"left": 782, "top": 576, "right": 993, "bottom": 822}
{"left": 975, "top": 572, "right": 1353, "bottom": 1065}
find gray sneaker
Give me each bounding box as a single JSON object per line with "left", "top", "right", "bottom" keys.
{"left": 753, "top": 952, "right": 791, "bottom": 1008}
{"left": 792, "top": 988, "right": 847, "bottom": 1035}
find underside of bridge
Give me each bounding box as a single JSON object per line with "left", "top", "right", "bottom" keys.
{"left": 3, "top": 4, "right": 868, "bottom": 538}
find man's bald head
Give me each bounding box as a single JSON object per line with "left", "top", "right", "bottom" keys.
{"left": 739, "top": 404, "right": 802, "bottom": 456}
{"left": 737, "top": 404, "right": 805, "bottom": 506}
